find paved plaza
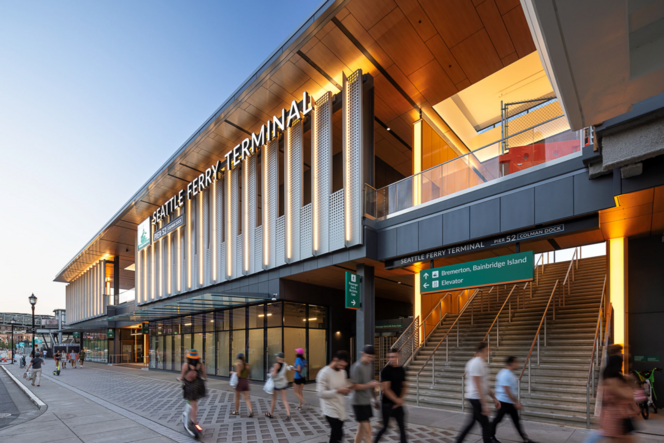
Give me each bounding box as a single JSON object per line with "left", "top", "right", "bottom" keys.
{"left": 1, "top": 360, "right": 664, "bottom": 442}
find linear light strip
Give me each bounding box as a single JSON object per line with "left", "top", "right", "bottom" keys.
{"left": 187, "top": 199, "right": 192, "bottom": 288}
{"left": 177, "top": 206, "right": 181, "bottom": 292}
{"left": 199, "top": 191, "right": 204, "bottom": 285}
{"left": 313, "top": 102, "right": 319, "bottom": 253}
{"left": 227, "top": 170, "right": 233, "bottom": 278}
{"left": 213, "top": 179, "right": 217, "bottom": 281}
{"left": 244, "top": 162, "right": 250, "bottom": 272}
{"left": 151, "top": 224, "right": 155, "bottom": 299}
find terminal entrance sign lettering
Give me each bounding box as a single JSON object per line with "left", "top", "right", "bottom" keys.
{"left": 345, "top": 272, "right": 361, "bottom": 310}
{"left": 634, "top": 355, "right": 661, "bottom": 362}
{"left": 153, "top": 214, "right": 185, "bottom": 242}
{"left": 420, "top": 251, "right": 533, "bottom": 293}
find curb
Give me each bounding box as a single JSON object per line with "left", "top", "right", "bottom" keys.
{"left": 0, "top": 365, "right": 46, "bottom": 410}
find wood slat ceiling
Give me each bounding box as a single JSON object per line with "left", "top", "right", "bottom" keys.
{"left": 59, "top": 0, "right": 537, "bottom": 282}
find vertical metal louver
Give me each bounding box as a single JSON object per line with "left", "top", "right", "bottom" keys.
{"left": 262, "top": 139, "right": 278, "bottom": 269}
{"left": 343, "top": 70, "right": 363, "bottom": 247}
{"left": 313, "top": 91, "right": 332, "bottom": 256}
{"left": 285, "top": 121, "right": 302, "bottom": 263}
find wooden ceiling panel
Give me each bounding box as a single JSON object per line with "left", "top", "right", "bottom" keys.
{"left": 476, "top": 0, "right": 516, "bottom": 59}
{"left": 408, "top": 60, "right": 458, "bottom": 105}
{"left": 245, "top": 86, "right": 286, "bottom": 117}
{"left": 653, "top": 186, "right": 664, "bottom": 213}
{"left": 450, "top": 29, "right": 504, "bottom": 84}
{"left": 502, "top": 5, "right": 536, "bottom": 58}
{"left": 387, "top": 116, "right": 414, "bottom": 149}
{"left": 617, "top": 188, "right": 654, "bottom": 207}
{"left": 302, "top": 40, "right": 350, "bottom": 87}
{"left": 425, "top": 34, "right": 468, "bottom": 85}
{"left": 554, "top": 229, "right": 606, "bottom": 250}
{"left": 394, "top": 0, "right": 438, "bottom": 42}
{"left": 384, "top": 64, "right": 427, "bottom": 106}
{"left": 375, "top": 138, "right": 411, "bottom": 165}
{"left": 369, "top": 8, "right": 434, "bottom": 76}
{"left": 374, "top": 95, "right": 400, "bottom": 122}
{"left": 269, "top": 61, "right": 311, "bottom": 95}
{"left": 320, "top": 27, "right": 378, "bottom": 77}
{"left": 340, "top": 13, "right": 395, "bottom": 71}
{"left": 501, "top": 52, "right": 519, "bottom": 67}
{"left": 373, "top": 73, "right": 414, "bottom": 116}
{"left": 495, "top": 0, "right": 521, "bottom": 15}
{"left": 652, "top": 212, "right": 664, "bottom": 234}
{"left": 292, "top": 57, "right": 339, "bottom": 93}
{"left": 336, "top": 7, "right": 350, "bottom": 21}
{"left": 347, "top": 0, "right": 398, "bottom": 30}
{"left": 601, "top": 214, "right": 652, "bottom": 239}
{"left": 226, "top": 107, "right": 262, "bottom": 133}
{"left": 419, "top": 0, "right": 484, "bottom": 48}
{"left": 456, "top": 78, "right": 472, "bottom": 91}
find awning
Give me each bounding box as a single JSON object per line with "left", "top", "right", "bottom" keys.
{"left": 105, "top": 292, "right": 272, "bottom": 322}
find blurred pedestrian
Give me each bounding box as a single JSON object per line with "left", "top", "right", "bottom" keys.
{"left": 293, "top": 348, "right": 308, "bottom": 410}
{"left": 456, "top": 342, "right": 500, "bottom": 443}
{"left": 491, "top": 356, "right": 536, "bottom": 443}
{"left": 266, "top": 352, "right": 291, "bottom": 419}
{"left": 317, "top": 350, "right": 352, "bottom": 443}
{"left": 375, "top": 347, "right": 408, "bottom": 443}
{"left": 351, "top": 344, "right": 380, "bottom": 443}
{"left": 71, "top": 350, "right": 78, "bottom": 368}
{"left": 231, "top": 353, "right": 254, "bottom": 417}
{"left": 80, "top": 349, "right": 85, "bottom": 367}
{"left": 25, "top": 351, "right": 44, "bottom": 387}
{"left": 596, "top": 349, "right": 637, "bottom": 442}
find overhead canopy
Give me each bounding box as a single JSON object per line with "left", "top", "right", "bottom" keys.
{"left": 105, "top": 292, "right": 273, "bottom": 322}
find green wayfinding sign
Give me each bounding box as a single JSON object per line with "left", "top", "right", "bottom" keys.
{"left": 137, "top": 217, "right": 151, "bottom": 251}
{"left": 635, "top": 355, "right": 661, "bottom": 362}
{"left": 107, "top": 329, "right": 115, "bottom": 338}
{"left": 345, "top": 272, "right": 361, "bottom": 310}
{"left": 73, "top": 332, "right": 80, "bottom": 339}
{"left": 420, "top": 251, "right": 533, "bottom": 293}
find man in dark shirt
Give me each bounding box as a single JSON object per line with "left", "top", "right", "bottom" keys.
{"left": 25, "top": 351, "right": 44, "bottom": 386}
{"left": 376, "top": 348, "right": 408, "bottom": 443}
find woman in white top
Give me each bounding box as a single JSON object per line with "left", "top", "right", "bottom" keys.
{"left": 265, "top": 352, "right": 291, "bottom": 419}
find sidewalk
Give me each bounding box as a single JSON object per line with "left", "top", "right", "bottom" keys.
{"left": 1, "top": 360, "right": 663, "bottom": 442}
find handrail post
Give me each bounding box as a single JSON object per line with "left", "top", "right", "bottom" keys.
{"left": 461, "top": 374, "right": 465, "bottom": 413}
{"left": 417, "top": 373, "right": 420, "bottom": 406}
{"left": 528, "top": 358, "right": 531, "bottom": 393}
{"left": 537, "top": 333, "right": 540, "bottom": 366}
{"left": 432, "top": 354, "right": 435, "bottom": 386}
{"left": 544, "top": 315, "right": 547, "bottom": 346}
{"left": 497, "top": 318, "right": 500, "bottom": 347}
{"left": 488, "top": 334, "right": 491, "bottom": 364}
{"left": 457, "top": 321, "right": 460, "bottom": 347}
{"left": 509, "top": 301, "right": 511, "bottom": 322}
{"left": 586, "top": 383, "right": 590, "bottom": 429}
{"left": 471, "top": 300, "right": 474, "bottom": 325}
{"left": 446, "top": 336, "right": 449, "bottom": 363}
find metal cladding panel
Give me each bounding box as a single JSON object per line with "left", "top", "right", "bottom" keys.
{"left": 254, "top": 227, "right": 263, "bottom": 272}
{"left": 136, "top": 241, "right": 141, "bottom": 303}
{"left": 244, "top": 155, "right": 257, "bottom": 274}
{"left": 301, "top": 203, "right": 313, "bottom": 260}
{"left": 263, "top": 139, "right": 278, "bottom": 269}
{"left": 313, "top": 92, "right": 332, "bottom": 256}
{"left": 215, "top": 177, "right": 225, "bottom": 282}
{"left": 228, "top": 168, "right": 239, "bottom": 279}
{"left": 236, "top": 234, "right": 243, "bottom": 278}
{"left": 202, "top": 190, "right": 210, "bottom": 286}
{"left": 159, "top": 222, "right": 165, "bottom": 298}
{"left": 220, "top": 242, "right": 226, "bottom": 283}
{"left": 285, "top": 121, "right": 302, "bottom": 263}
{"left": 168, "top": 231, "right": 175, "bottom": 296}
{"left": 276, "top": 215, "right": 285, "bottom": 267}
{"left": 329, "top": 189, "right": 345, "bottom": 251}
{"left": 343, "top": 70, "right": 363, "bottom": 247}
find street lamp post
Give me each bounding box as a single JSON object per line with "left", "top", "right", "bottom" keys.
{"left": 10, "top": 317, "right": 16, "bottom": 364}
{"left": 29, "top": 294, "right": 37, "bottom": 356}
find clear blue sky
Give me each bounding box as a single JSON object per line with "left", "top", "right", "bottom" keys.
{"left": 0, "top": 0, "right": 320, "bottom": 315}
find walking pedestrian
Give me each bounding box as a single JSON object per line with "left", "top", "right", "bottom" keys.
{"left": 266, "top": 352, "right": 291, "bottom": 419}
{"left": 25, "top": 351, "right": 44, "bottom": 387}
{"left": 71, "top": 351, "right": 78, "bottom": 368}
{"left": 375, "top": 348, "right": 408, "bottom": 443}
{"left": 490, "top": 357, "right": 536, "bottom": 443}
{"left": 79, "top": 349, "right": 85, "bottom": 367}
{"left": 178, "top": 350, "right": 207, "bottom": 426}
{"left": 595, "top": 348, "right": 637, "bottom": 442}
{"left": 231, "top": 353, "right": 254, "bottom": 417}
{"left": 293, "top": 348, "right": 308, "bottom": 409}
{"left": 456, "top": 342, "right": 501, "bottom": 443}
{"left": 316, "top": 350, "right": 352, "bottom": 443}
{"left": 351, "top": 344, "right": 380, "bottom": 443}
{"left": 63, "top": 352, "right": 67, "bottom": 369}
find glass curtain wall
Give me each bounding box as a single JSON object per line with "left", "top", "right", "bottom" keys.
{"left": 82, "top": 330, "right": 108, "bottom": 363}
{"left": 147, "top": 301, "right": 327, "bottom": 382}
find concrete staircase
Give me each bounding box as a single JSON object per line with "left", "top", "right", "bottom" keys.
{"left": 406, "top": 256, "right": 606, "bottom": 427}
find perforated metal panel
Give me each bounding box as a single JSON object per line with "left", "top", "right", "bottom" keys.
{"left": 285, "top": 121, "right": 302, "bottom": 263}
{"left": 329, "top": 189, "right": 345, "bottom": 251}
{"left": 263, "top": 139, "right": 278, "bottom": 269}
{"left": 300, "top": 203, "right": 313, "bottom": 260}
{"left": 244, "top": 155, "right": 257, "bottom": 274}
{"left": 202, "top": 190, "right": 209, "bottom": 287}
{"left": 160, "top": 221, "right": 166, "bottom": 298}
{"left": 254, "top": 226, "right": 262, "bottom": 272}
{"left": 276, "top": 215, "right": 285, "bottom": 267}
{"left": 313, "top": 92, "right": 332, "bottom": 256}
{"left": 227, "top": 168, "right": 238, "bottom": 279}
{"left": 215, "top": 177, "right": 224, "bottom": 282}
{"left": 220, "top": 242, "right": 226, "bottom": 284}
{"left": 343, "top": 70, "right": 363, "bottom": 247}
{"left": 236, "top": 234, "right": 243, "bottom": 277}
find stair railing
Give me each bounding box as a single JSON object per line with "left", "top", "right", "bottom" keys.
{"left": 561, "top": 247, "right": 579, "bottom": 306}
{"left": 585, "top": 276, "right": 609, "bottom": 428}
{"left": 416, "top": 288, "right": 483, "bottom": 406}
{"left": 534, "top": 253, "right": 544, "bottom": 286}
{"left": 483, "top": 283, "right": 527, "bottom": 364}
{"left": 517, "top": 280, "right": 560, "bottom": 402}
{"left": 390, "top": 316, "right": 420, "bottom": 369}
{"left": 421, "top": 293, "right": 454, "bottom": 346}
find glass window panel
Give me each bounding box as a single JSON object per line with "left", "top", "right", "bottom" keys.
{"left": 182, "top": 334, "right": 192, "bottom": 362}
{"left": 193, "top": 314, "right": 204, "bottom": 333}
{"left": 205, "top": 331, "right": 215, "bottom": 375}
{"left": 232, "top": 330, "right": 246, "bottom": 370}
{"left": 248, "top": 304, "right": 265, "bottom": 329}
{"left": 156, "top": 321, "right": 164, "bottom": 335}
{"left": 266, "top": 302, "right": 282, "bottom": 327}
{"left": 164, "top": 335, "right": 173, "bottom": 371}
{"left": 194, "top": 333, "right": 203, "bottom": 361}
{"left": 266, "top": 328, "right": 282, "bottom": 376}
{"left": 182, "top": 316, "right": 193, "bottom": 335}
{"left": 248, "top": 329, "right": 265, "bottom": 381}
{"left": 309, "top": 329, "right": 327, "bottom": 381}
{"left": 283, "top": 302, "right": 306, "bottom": 327}
{"left": 232, "top": 307, "right": 246, "bottom": 330}
{"left": 284, "top": 328, "right": 306, "bottom": 382}
{"left": 307, "top": 305, "right": 328, "bottom": 329}
{"left": 174, "top": 334, "right": 182, "bottom": 371}
{"left": 149, "top": 335, "right": 158, "bottom": 369}
{"left": 217, "top": 331, "right": 230, "bottom": 376}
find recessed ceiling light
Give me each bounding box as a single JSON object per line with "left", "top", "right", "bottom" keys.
{"left": 397, "top": 281, "right": 401, "bottom": 284}
{"left": 386, "top": 127, "right": 391, "bottom": 131}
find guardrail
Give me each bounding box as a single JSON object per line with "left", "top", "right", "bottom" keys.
{"left": 585, "top": 275, "right": 610, "bottom": 428}
{"left": 483, "top": 284, "right": 528, "bottom": 364}
{"left": 391, "top": 316, "right": 419, "bottom": 369}
{"left": 416, "top": 288, "right": 483, "bottom": 405}
{"left": 421, "top": 293, "right": 453, "bottom": 345}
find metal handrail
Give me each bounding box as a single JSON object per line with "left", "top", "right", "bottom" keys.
{"left": 389, "top": 316, "right": 420, "bottom": 369}
{"left": 534, "top": 254, "right": 544, "bottom": 285}
{"left": 421, "top": 293, "right": 454, "bottom": 344}
{"left": 561, "top": 247, "right": 579, "bottom": 306}
{"left": 416, "top": 288, "right": 483, "bottom": 406}
{"left": 517, "top": 280, "right": 559, "bottom": 400}
{"left": 585, "top": 275, "right": 608, "bottom": 428}
{"left": 482, "top": 284, "right": 521, "bottom": 363}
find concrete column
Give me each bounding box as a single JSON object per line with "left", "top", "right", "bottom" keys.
{"left": 355, "top": 264, "right": 375, "bottom": 362}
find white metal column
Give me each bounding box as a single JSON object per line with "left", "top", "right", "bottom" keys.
{"left": 262, "top": 138, "right": 278, "bottom": 269}
{"left": 312, "top": 91, "right": 332, "bottom": 256}
{"left": 343, "top": 70, "right": 364, "bottom": 247}
{"left": 285, "top": 120, "right": 302, "bottom": 263}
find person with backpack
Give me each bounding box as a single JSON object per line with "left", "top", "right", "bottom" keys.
{"left": 265, "top": 352, "right": 291, "bottom": 419}
{"left": 178, "top": 350, "right": 207, "bottom": 428}
{"left": 293, "top": 348, "right": 308, "bottom": 410}
{"left": 25, "top": 350, "right": 44, "bottom": 387}
{"left": 231, "top": 353, "right": 254, "bottom": 417}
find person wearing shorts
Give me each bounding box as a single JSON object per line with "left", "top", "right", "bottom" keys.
{"left": 231, "top": 353, "right": 253, "bottom": 417}
{"left": 351, "top": 345, "right": 380, "bottom": 443}
{"left": 293, "top": 348, "right": 307, "bottom": 409}
{"left": 266, "top": 352, "right": 291, "bottom": 419}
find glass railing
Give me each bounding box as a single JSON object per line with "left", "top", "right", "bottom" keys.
{"left": 118, "top": 289, "right": 135, "bottom": 305}
{"left": 365, "top": 116, "right": 588, "bottom": 220}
